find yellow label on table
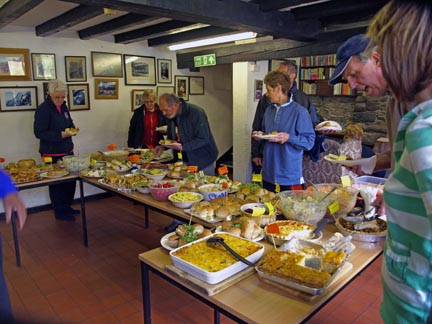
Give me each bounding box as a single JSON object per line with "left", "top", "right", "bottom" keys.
{"left": 328, "top": 201, "right": 340, "bottom": 214}
{"left": 264, "top": 202, "right": 274, "bottom": 215}
{"left": 341, "top": 175, "right": 351, "bottom": 187}
{"left": 252, "top": 173, "right": 262, "bottom": 183}
{"left": 43, "top": 157, "right": 52, "bottom": 163}
{"left": 275, "top": 183, "right": 280, "bottom": 193}
{"left": 177, "top": 152, "right": 183, "bottom": 160}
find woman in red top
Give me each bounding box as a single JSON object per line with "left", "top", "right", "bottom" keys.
{"left": 127, "top": 89, "right": 166, "bottom": 148}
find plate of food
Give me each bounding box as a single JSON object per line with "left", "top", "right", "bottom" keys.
{"left": 254, "top": 133, "right": 279, "bottom": 140}
{"left": 315, "top": 121, "right": 342, "bottom": 132}
{"left": 40, "top": 170, "right": 69, "bottom": 178}
{"left": 80, "top": 168, "right": 107, "bottom": 178}
{"left": 324, "top": 154, "right": 377, "bottom": 174}
{"left": 159, "top": 139, "right": 180, "bottom": 149}
{"left": 65, "top": 127, "right": 79, "bottom": 136}
{"left": 161, "top": 223, "right": 212, "bottom": 251}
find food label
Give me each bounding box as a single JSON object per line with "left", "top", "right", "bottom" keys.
{"left": 252, "top": 173, "right": 262, "bottom": 183}
{"left": 187, "top": 165, "right": 198, "bottom": 173}
{"left": 177, "top": 152, "right": 183, "bottom": 160}
{"left": 218, "top": 166, "right": 228, "bottom": 175}
{"left": 340, "top": 175, "right": 351, "bottom": 187}
{"left": 264, "top": 202, "right": 274, "bottom": 215}
{"left": 252, "top": 207, "right": 266, "bottom": 216}
{"left": 43, "top": 157, "right": 53, "bottom": 163}
{"left": 328, "top": 201, "right": 340, "bottom": 214}
{"left": 275, "top": 183, "right": 280, "bottom": 193}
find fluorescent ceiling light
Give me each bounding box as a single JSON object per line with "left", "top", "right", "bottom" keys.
{"left": 168, "top": 32, "right": 257, "bottom": 51}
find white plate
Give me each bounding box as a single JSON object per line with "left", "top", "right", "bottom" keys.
{"left": 40, "top": 171, "right": 69, "bottom": 178}
{"left": 254, "top": 133, "right": 278, "bottom": 140}
{"left": 315, "top": 121, "right": 342, "bottom": 132}
{"left": 161, "top": 232, "right": 177, "bottom": 251}
{"left": 324, "top": 155, "right": 377, "bottom": 174}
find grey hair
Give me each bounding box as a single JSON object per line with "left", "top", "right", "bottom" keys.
{"left": 143, "top": 89, "right": 156, "bottom": 100}
{"left": 355, "top": 45, "right": 379, "bottom": 63}
{"left": 47, "top": 80, "right": 67, "bottom": 93}
{"left": 159, "top": 93, "right": 180, "bottom": 106}
{"left": 279, "top": 60, "right": 298, "bottom": 74}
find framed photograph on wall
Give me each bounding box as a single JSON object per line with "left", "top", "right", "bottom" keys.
{"left": 131, "top": 89, "right": 154, "bottom": 111}
{"left": 174, "top": 75, "right": 189, "bottom": 101}
{"left": 156, "top": 86, "right": 175, "bottom": 99}
{"left": 157, "top": 58, "right": 172, "bottom": 84}
{"left": 0, "top": 48, "right": 31, "bottom": 81}
{"left": 67, "top": 84, "right": 90, "bottom": 111}
{"left": 124, "top": 54, "right": 156, "bottom": 85}
{"left": 189, "top": 76, "right": 204, "bottom": 95}
{"left": 65, "top": 56, "right": 86, "bottom": 82}
{"left": 31, "top": 53, "right": 56, "bottom": 80}
{"left": 254, "top": 79, "right": 263, "bottom": 100}
{"left": 91, "top": 51, "right": 123, "bottom": 77}
{"left": 94, "top": 78, "right": 119, "bottom": 100}
{"left": 43, "top": 82, "right": 50, "bottom": 100}
{"left": 0, "top": 86, "right": 38, "bottom": 112}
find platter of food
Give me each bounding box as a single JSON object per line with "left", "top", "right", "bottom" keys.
{"left": 324, "top": 155, "right": 377, "bottom": 174}
{"left": 170, "top": 233, "right": 265, "bottom": 284}
{"left": 80, "top": 168, "right": 107, "bottom": 178}
{"left": 40, "top": 170, "right": 69, "bottom": 178}
{"left": 65, "top": 127, "right": 79, "bottom": 136}
{"left": 335, "top": 217, "right": 387, "bottom": 242}
{"left": 263, "top": 220, "right": 317, "bottom": 245}
{"left": 256, "top": 239, "right": 349, "bottom": 295}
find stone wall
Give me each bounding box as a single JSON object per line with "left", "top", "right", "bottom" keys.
{"left": 311, "top": 94, "right": 388, "bottom": 146}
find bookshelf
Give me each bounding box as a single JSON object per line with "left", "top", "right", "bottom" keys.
{"left": 299, "top": 54, "right": 355, "bottom": 96}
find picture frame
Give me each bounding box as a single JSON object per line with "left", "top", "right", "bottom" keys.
{"left": 174, "top": 75, "right": 189, "bottom": 101}
{"left": 67, "top": 83, "right": 90, "bottom": 111}
{"left": 31, "top": 53, "right": 56, "bottom": 81}
{"left": 131, "top": 89, "right": 153, "bottom": 111}
{"left": 157, "top": 58, "right": 172, "bottom": 84}
{"left": 94, "top": 78, "right": 119, "bottom": 100}
{"left": 189, "top": 76, "right": 204, "bottom": 95}
{"left": 0, "top": 86, "right": 38, "bottom": 112}
{"left": 124, "top": 54, "right": 156, "bottom": 85}
{"left": 65, "top": 56, "right": 87, "bottom": 82}
{"left": 42, "top": 82, "right": 50, "bottom": 100}
{"left": 0, "top": 48, "right": 31, "bottom": 81}
{"left": 254, "top": 79, "right": 263, "bottom": 101}
{"left": 91, "top": 51, "right": 123, "bottom": 77}
{"left": 156, "top": 86, "right": 175, "bottom": 99}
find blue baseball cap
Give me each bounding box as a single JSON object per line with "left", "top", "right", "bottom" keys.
{"left": 328, "top": 34, "right": 370, "bottom": 85}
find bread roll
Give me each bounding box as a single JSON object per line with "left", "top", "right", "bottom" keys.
{"left": 192, "top": 224, "right": 204, "bottom": 235}
{"left": 241, "top": 219, "right": 256, "bottom": 239}
{"left": 228, "top": 227, "right": 241, "bottom": 236}
{"left": 215, "top": 206, "right": 230, "bottom": 220}
{"left": 175, "top": 224, "right": 187, "bottom": 236}
{"left": 199, "top": 229, "right": 212, "bottom": 238}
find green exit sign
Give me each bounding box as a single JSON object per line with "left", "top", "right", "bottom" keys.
{"left": 194, "top": 54, "right": 216, "bottom": 67}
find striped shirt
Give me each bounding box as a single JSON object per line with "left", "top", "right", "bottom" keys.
{"left": 382, "top": 99, "right": 432, "bottom": 324}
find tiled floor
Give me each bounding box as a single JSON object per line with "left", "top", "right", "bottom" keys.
{"left": 1, "top": 196, "right": 384, "bottom": 324}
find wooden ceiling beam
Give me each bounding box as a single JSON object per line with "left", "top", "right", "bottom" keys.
{"left": 61, "top": 0, "right": 321, "bottom": 41}
{"left": 36, "top": 5, "right": 103, "bottom": 37}
{"left": 258, "top": 0, "right": 321, "bottom": 12}
{"left": 114, "top": 20, "right": 200, "bottom": 44}
{"left": 175, "top": 26, "right": 366, "bottom": 69}
{"left": 0, "top": 0, "right": 43, "bottom": 28}
{"left": 78, "top": 13, "right": 160, "bottom": 39}
{"left": 147, "top": 26, "right": 238, "bottom": 47}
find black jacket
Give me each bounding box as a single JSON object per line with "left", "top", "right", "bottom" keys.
{"left": 166, "top": 99, "right": 218, "bottom": 169}
{"left": 127, "top": 104, "right": 166, "bottom": 148}
{"left": 34, "top": 98, "right": 75, "bottom": 156}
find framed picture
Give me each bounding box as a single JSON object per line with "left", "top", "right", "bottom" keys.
{"left": 42, "top": 82, "right": 50, "bottom": 100}
{"left": 0, "top": 48, "right": 31, "bottom": 81}
{"left": 124, "top": 54, "right": 156, "bottom": 85}
{"left": 31, "top": 53, "right": 56, "bottom": 81}
{"left": 156, "top": 86, "right": 175, "bottom": 99}
{"left": 189, "top": 76, "right": 204, "bottom": 95}
{"left": 131, "top": 89, "right": 153, "bottom": 111}
{"left": 67, "top": 84, "right": 90, "bottom": 111}
{"left": 65, "top": 56, "right": 87, "bottom": 82}
{"left": 174, "top": 76, "right": 189, "bottom": 101}
{"left": 157, "top": 58, "right": 172, "bottom": 84}
{"left": 91, "top": 51, "right": 123, "bottom": 77}
{"left": 0, "top": 86, "right": 38, "bottom": 112}
{"left": 94, "top": 78, "right": 119, "bottom": 100}
{"left": 254, "top": 79, "right": 263, "bottom": 100}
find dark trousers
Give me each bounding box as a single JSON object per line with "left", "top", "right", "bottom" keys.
{"left": 0, "top": 237, "right": 13, "bottom": 324}
{"left": 45, "top": 155, "right": 76, "bottom": 217}
{"left": 262, "top": 180, "right": 305, "bottom": 192}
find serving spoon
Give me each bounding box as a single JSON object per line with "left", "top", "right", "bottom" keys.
{"left": 206, "top": 236, "right": 256, "bottom": 267}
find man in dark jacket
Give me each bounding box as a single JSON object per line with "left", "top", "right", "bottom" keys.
{"left": 127, "top": 89, "right": 166, "bottom": 148}
{"left": 157, "top": 93, "right": 218, "bottom": 174}
{"left": 251, "top": 61, "right": 319, "bottom": 173}
{"left": 34, "top": 80, "right": 77, "bottom": 221}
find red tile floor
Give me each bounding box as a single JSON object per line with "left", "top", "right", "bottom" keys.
{"left": 1, "top": 196, "right": 384, "bottom": 324}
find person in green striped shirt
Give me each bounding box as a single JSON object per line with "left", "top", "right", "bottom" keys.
{"left": 368, "top": 1, "right": 432, "bottom": 323}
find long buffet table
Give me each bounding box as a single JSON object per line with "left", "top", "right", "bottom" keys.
{"left": 11, "top": 174, "right": 384, "bottom": 324}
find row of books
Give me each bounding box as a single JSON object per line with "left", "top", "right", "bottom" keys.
{"left": 301, "top": 82, "right": 317, "bottom": 95}
{"left": 299, "top": 67, "right": 326, "bottom": 80}
{"left": 300, "top": 54, "right": 337, "bottom": 67}
{"left": 332, "top": 82, "right": 355, "bottom": 95}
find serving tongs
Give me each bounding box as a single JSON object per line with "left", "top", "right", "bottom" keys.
{"left": 206, "top": 236, "right": 256, "bottom": 267}
{"left": 343, "top": 206, "right": 379, "bottom": 223}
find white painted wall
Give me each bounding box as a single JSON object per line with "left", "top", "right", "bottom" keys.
{"left": 232, "top": 61, "right": 268, "bottom": 183}
{"left": 0, "top": 30, "right": 232, "bottom": 210}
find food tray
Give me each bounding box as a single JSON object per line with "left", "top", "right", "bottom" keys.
{"left": 170, "top": 233, "right": 264, "bottom": 284}
{"left": 97, "top": 178, "right": 134, "bottom": 193}
{"left": 183, "top": 208, "right": 222, "bottom": 224}
{"left": 335, "top": 217, "right": 387, "bottom": 242}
